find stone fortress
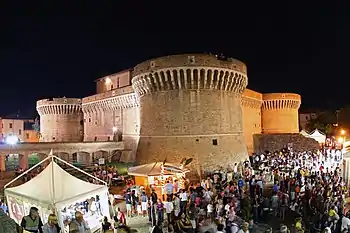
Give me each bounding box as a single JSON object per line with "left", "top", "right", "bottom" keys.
{"left": 32, "top": 54, "right": 301, "bottom": 171}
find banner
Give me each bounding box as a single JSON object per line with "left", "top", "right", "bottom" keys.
{"left": 7, "top": 195, "right": 51, "bottom": 224}
{"left": 7, "top": 196, "right": 25, "bottom": 224}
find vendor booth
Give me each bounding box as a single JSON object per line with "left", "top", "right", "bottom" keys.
{"left": 309, "top": 129, "right": 326, "bottom": 144}
{"left": 300, "top": 129, "right": 311, "bottom": 138}
{"left": 128, "top": 162, "right": 189, "bottom": 197}
{"left": 4, "top": 156, "right": 109, "bottom": 232}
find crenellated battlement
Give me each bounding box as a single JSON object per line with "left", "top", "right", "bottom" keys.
{"left": 241, "top": 96, "right": 262, "bottom": 109}
{"left": 36, "top": 98, "right": 82, "bottom": 115}
{"left": 262, "top": 93, "right": 301, "bottom": 110}
{"left": 132, "top": 67, "right": 247, "bottom": 97}
{"left": 82, "top": 93, "right": 139, "bottom": 114}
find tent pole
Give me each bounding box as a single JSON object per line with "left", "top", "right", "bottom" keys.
{"left": 53, "top": 156, "right": 107, "bottom": 185}
{"left": 51, "top": 155, "right": 55, "bottom": 203}
{"left": 4, "top": 155, "right": 52, "bottom": 189}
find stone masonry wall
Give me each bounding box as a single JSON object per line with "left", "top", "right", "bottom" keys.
{"left": 253, "top": 133, "right": 320, "bottom": 153}
{"left": 136, "top": 89, "right": 248, "bottom": 173}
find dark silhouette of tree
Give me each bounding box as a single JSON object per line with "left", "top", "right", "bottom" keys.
{"left": 305, "top": 111, "right": 336, "bottom": 135}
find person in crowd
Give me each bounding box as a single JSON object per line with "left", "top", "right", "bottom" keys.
{"left": 101, "top": 216, "right": 111, "bottom": 232}
{"left": 164, "top": 180, "right": 174, "bottom": 201}
{"left": 156, "top": 198, "right": 164, "bottom": 226}
{"left": 141, "top": 191, "right": 148, "bottom": 217}
{"left": 124, "top": 190, "right": 133, "bottom": 218}
{"left": 21, "top": 206, "right": 44, "bottom": 233}
{"left": 0, "top": 199, "right": 8, "bottom": 214}
{"left": 42, "top": 214, "right": 61, "bottom": 233}
{"left": 116, "top": 207, "right": 126, "bottom": 226}
{"left": 0, "top": 207, "right": 19, "bottom": 233}
{"left": 68, "top": 211, "right": 90, "bottom": 233}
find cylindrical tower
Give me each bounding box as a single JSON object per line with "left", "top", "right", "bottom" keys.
{"left": 261, "top": 93, "right": 301, "bottom": 134}
{"left": 36, "top": 98, "right": 84, "bottom": 142}
{"left": 132, "top": 54, "right": 249, "bottom": 171}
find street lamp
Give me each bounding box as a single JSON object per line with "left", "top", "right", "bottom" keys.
{"left": 6, "top": 135, "right": 19, "bottom": 145}
{"left": 341, "top": 129, "right": 346, "bottom": 135}
{"left": 105, "top": 78, "right": 111, "bottom": 84}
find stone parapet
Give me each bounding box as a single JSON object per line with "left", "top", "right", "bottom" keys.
{"left": 132, "top": 67, "right": 247, "bottom": 97}
{"left": 36, "top": 98, "right": 82, "bottom": 115}
{"left": 262, "top": 93, "right": 301, "bottom": 110}
{"left": 241, "top": 96, "right": 262, "bottom": 109}
{"left": 82, "top": 93, "right": 139, "bottom": 114}
{"left": 132, "top": 54, "right": 247, "bottom": 77}
{"left": 82, "top": 86, "right": 134, "bottom": 104}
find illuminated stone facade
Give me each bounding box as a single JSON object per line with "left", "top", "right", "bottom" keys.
{"left": 36, "top": 98, "right": 84, "bottom": 142}
{"left": 36, "top": 54, "right": 301, "bottom": 171}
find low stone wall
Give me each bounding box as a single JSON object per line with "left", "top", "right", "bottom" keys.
{"left": 253, "top": 133, "right": 320, "bottom": 153}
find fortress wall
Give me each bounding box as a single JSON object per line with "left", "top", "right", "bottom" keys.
{"left": 121, "top": 106, "right": 140, "bottom": 162}
{"left": 241, "top": 89, "right": 263, "bottom": 154}
{"left": 36, "top": 98, "right": 83, "bottom": 142}
{"left": 83, "top": 110, "right": 120, "bottom": 141}
{"left": 261, "top": 93, "right": 301, "bottom": 134}
{"left": 132, "top": 54, "right": 249, "bottom": 172}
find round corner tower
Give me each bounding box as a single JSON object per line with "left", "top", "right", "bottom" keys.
{"left": 132, "top": 54, "right": 249, "bottom": 171}
{"left": 36, "top": 98, "right": 84, "bottom": 142}
{"left": 261, "top": 93, "right": 301, "bottom": 134}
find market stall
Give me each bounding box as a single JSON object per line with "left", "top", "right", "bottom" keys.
{"left": 309, "top": 129, "right": 326, "bottom": 144}
{"left": 300, "top": 129, "right": 311, "bottom": 138}
{"left": 128, "top": 162, "right": 189, "bottom": 197}
{"left": 4, "top": 157, "right": 110, "bottom": 232}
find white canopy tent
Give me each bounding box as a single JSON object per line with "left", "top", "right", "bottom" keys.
{"left": 300, "top": 129, "right": 311, "bottom": 138}
{"left": 309, "top": 129, "right": 326, "bottom": 144}
{"left": 4, "top": 153, "right": 109, "bottom": 231}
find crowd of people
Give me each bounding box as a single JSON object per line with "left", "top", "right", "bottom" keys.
{"left": 114, "top": 148, "right": 350, "bottom": 233}
{"left": 2, "top": 147, "right": 350, "bottom": 233}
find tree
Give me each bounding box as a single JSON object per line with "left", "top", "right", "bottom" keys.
{"left": 32, "top": 117, "right": 40, "bottom": 137}
{"left": 305, "top": 116, "right": 335, "bottom": 135}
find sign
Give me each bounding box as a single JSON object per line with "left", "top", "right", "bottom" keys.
{"left": 98, "top": 158, "right": 105, "bottom": 165}
{"left": 7, "top": 196, "right": 24, "bottom": 224}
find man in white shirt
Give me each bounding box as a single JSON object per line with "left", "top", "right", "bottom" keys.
{"left": 342, "top": 215, "right": 350, "bottom": 232}
{"left": 179, "top": 189, "right": 188, "bottom": 216}
{"left": 164, "top": 200, "right": 174, "bottom": 224}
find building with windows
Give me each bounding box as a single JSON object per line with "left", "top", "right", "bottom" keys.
{"left": 0, "top": 117, "right": 39, "bottom": 143}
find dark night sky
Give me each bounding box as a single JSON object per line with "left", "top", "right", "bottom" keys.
{"left": 0, "top": 1, "right": 345, "bottom": 117}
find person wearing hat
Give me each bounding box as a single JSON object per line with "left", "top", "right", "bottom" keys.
{"left": 42, "top": 214, "right": 61, "bottom": 233}
{"left": 69, "top": 211, "right": 90, "bottom": 233}
{"left": 20, "top": 206, "right": 43, "bottom": 233}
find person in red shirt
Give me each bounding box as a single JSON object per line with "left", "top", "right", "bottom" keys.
{"left": 116, "top": 207, "right": 126, "bottom": 226}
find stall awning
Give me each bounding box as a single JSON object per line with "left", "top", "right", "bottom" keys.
{"left": 309, "top": 129, "right": 326, "bottom": 144}
{"left": 128, "top": 162, "right": 189, "bottom": 177}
